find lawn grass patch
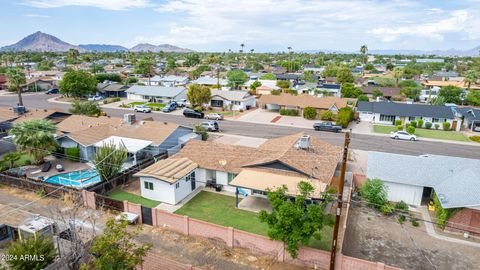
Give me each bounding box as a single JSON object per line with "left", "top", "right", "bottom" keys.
{"left": 146, "top": 103, "right": 166, "bottom": 109}
{"left": 373, "top": 125, "right": 470, "bottom": 142}
{"left": 0, "top": 153, "right": 34, "bottom": 169}
{"left": 174, "top": 191, "right": 332, "bottom": 250}
{"left": 127, "top": 101, "right": 146, "bottom": 107}
{"left": 108, "top": 189, "right": 160, "bottom": 208}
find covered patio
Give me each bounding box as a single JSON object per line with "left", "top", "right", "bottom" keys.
{"left": 237, "top": 195, "right": 272, "bottom": 213}
{"left": 94, "top": 136, "right": 152, "bottom": 169}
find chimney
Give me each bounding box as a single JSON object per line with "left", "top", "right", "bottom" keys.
{"left": 298, "top": 135, "right": 310, "bottom": 150}
{"left": 123, "top": 113, "right": 136, "bottom": 125}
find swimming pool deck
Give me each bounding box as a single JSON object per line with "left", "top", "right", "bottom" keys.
{"left": 25, "top": 157, "right": 92, "bottom": 181}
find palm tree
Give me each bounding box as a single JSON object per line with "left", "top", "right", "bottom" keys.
{"left": 6, "top": 68, "right": 26, "bottom": 106}
{"left": 360, "top": 45, "right": 368, "bottom": 66}
{"left": 393, "top": 67, "right": 404, "bottom": 88}
{"left": 8, "top": 119, "right": 57, "bottom": 164}
{"left": 68, "top": 48, "right": 80, "bottom": 69}
{"left": 1, "top": 151, "right": 22, "bottom": 169}
{"left": 464, "top": 70, "right": 478, "bottom": 89}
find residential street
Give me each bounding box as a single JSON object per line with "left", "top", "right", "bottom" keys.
{"left": 1, "top": 93, "right": 479, "bottom": 159}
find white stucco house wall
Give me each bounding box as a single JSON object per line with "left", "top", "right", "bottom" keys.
{"left": 210, "top": 90, "right": 256, "bottom": 111}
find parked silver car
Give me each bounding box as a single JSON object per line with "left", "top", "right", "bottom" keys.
{"left": 390, "top": 131, "right": 417, "bottom": 141}
{"left": 205, "top": 113, "right": 224, "bottom": 120}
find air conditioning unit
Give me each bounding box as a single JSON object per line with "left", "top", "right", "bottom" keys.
{"left": 12, "top": 105, "right": 27, "bottom": 114}
{"left": 298, "top": 135, "right": 311, "bottom": 150}
{"left": 123, "top": 113, "right": 136, "bottom": 125}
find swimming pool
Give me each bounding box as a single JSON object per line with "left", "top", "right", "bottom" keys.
{"left": 44, "top": 169, "right": 101, "bottom": 189}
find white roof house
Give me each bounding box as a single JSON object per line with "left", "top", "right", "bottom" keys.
{"left": 367, "top": 151, "right": 480, "bottom": 208}
{"left": 94, "top": 136, "right": 152, "bottom": 154}
{"left": 126, "top": 85, "right": 186, "bottom": 102}
{"left": 193, "top": 76, "right": 228, "bottom": 86}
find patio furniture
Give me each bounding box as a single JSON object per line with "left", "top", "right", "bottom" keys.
{"left": 115, "top": 212, "right": 139, "bottom": 224}
{"left": 55, "top": 164, "right": 64, "bottom": 172}
{"left": 41, "top": 161, "right": 51, "bottom": 172}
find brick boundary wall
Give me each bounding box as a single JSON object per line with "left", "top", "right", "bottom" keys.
{"left": 83, "top": 190, "right": 402, "bottom": 270}
{"left": 445, "top": 208, "right": 480, "bottom": 237}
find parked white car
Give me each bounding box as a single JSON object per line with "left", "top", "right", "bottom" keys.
{"left": 201, "top": 121, "right": 219, "bottom": 132}
{"left": 390, "top": 131, "right": 417, "bottom": 141}
{"left": 87, "top": 95, "right": 104, "bottom": 101}
{"left": 176, "top": 99, "right": 190, "bottom": 107}
{"left": 133, "top": 105, "right": 151, "bottom": 113}
{"left": 205, "top": 113, "right": 224, "bottom": 120}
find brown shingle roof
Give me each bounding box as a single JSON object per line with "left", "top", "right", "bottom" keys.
{"left": 57, "top": 115, "right": 124, "bottom": 133}
{"left": 12, "top": 108, "right": 60, "bottom": 123}
{"left": 258, "top": 93, "right": 351, "bottom": 110}
{"left": 134, "top": 157, "right": 197, "bottom": 184}
{"left": 0, "top": 107, "right": 19, "bottom": 123}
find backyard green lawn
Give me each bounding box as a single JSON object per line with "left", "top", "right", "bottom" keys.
{"left": 0, "top": 153, "right": 34, "bottom": 170}
{"left": 175, "top": 191, "right": 332, "bottom": 251}
{"left": 373, "top": 125, "right": 470, "bottom": 142}
{"left": 108, "top": 190, "right": 160, "bottom": 208}
{"left": 127, "top": 101, "right": 145, "bottom": 107}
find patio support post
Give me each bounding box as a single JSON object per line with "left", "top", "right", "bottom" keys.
{"left": 235, "top": 187, "right": 239, "bottom": 208}
{"left": 133, "top": 152, "right": 137, "bottom": 165}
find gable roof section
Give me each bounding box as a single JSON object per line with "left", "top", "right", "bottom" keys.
{"left": 57, "top": 115, "right": 124, "bottom": 133}
{"left": 367, "top": 151, "right": 480, "bottom": 209}
{"left": 135, "top": 157, "right": 197, "bottom": 184}
{"left": 211, "top": 90, "right": 252, "bottom": 101}
{"left": 126, "top": 85, "right": 185, "bottom": 98}
{"left": 456, "top": 107, "right": 480, "bottom": 121}
{"left": 258, "top": 93, "right": 351, "bottom": 110}
{"left": 357, "top": 101, "right": 455, "bottom": 119}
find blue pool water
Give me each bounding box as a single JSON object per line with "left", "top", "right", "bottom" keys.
{"left": 44, "top": 169, "right": 101, "bottom": 189}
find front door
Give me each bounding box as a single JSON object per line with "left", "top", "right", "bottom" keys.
{"left": 191, "top": 179, "right": 196, "bottom": 191}
{"left": 452, "top": 120, "right": 457, "bottom": 130}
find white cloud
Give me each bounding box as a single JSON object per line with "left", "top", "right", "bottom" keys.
{"left": 22, "top": 0, "right": 151, "bottom": 10}
{"left": 24, "top": 14, "right": 51, "bottom": 18}
{"left": 369, "top": 10, "right": 469, "bottom": 42}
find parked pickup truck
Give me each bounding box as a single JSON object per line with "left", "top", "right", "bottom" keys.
{"left": 313, "top": 122, "right": 342, "bottom": 133}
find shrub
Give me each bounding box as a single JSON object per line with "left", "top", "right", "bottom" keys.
{"left": 303, "top": 107, "right": 317, "bottom": 120}
{"left": 470, "top": 135, "right": 480, "bottom": 143}
{"left": 359, "top": 179, "right": 388, "bottom": 210}
{"left": 320, "top": 110, "right": 334, "bottom": 121}
{"left": 410, "top": 218, "right": 419, "bottom": 227}
{"left": 432, "top": 192, "right": 460, "bottom": 228}
{"left": 336, "top": 107, "right": 354, "bottom": 128}
{"left": 357, "top": 95, "right": 369, "bottom": 102}
{"left": 417, "top": 119, "right": 424, "bottom": 128}
{"left": 279, "top": 109, "right": 299, "bottom": 116}
{"left": 397, "top": 215, "right": 406, "bottom": 224}
{"left": 270, "top": 90, "right": 281, "bottom": 95}
{"left": 434, "top": 123, "right": 440, "bottom": 130}
{"left": 409, "top": 120, "right": 417, "bottom": 128}
{"left": 406, "top": 125, "right": 415, "bottom": 134}
{"left": 395, "top": 201, "right": 409, "bottom": 211}
{"left": 397, "top": 125, "right": 403, "bottom": 131}
{"left": 425, "top": 122, "right": 432, "bottom": 129}
{"left": 65, "top": 147, "right": 80, "bottom": 161}
{"left": 194, "top": 106, "right": 203, "bottom": 112}
{"left": 380, "top": 203, "right": 394, "bottom": 215}
{"left": 194, "top": 124, "right": 209, "bottom": 141}
{"left": 442, "top": 122, "right": 451, "bottom": 131}
{"left": 70, "top": 100, "right": 102, "bottom": 116}
{"left": 395, "top": 119, "right": 402, "bottom": 126}
{"left": 112, "top": 97, "right": 121, "bottom": 102}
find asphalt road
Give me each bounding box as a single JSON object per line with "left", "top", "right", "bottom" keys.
{"left": 1, "top": 93, "right": 479, "bottom": 159}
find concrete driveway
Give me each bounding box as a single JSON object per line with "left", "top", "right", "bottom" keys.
{"left": 236, "top": 109, "right": 318, "bottom": 129}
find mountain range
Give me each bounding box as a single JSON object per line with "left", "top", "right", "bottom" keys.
{"left": 0, "top": 31, "right": 193, "bottom": 53}
{"left": 302, "top": 46, "right": 480, "bottom": 56}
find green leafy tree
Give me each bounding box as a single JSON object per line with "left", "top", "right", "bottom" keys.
{"left": 438, "top": 85, "right": 463, "bottom": 104}
{"left": 360, "top": 179, "right": 388, "bottom": 210}
{"left": 259, "top": 181, "right": 333, "bottom": 258}
{"left": 464, "top": 70, "right": 478, "bottom": 90}
{"left": 134, "top": 57, "right": 156, "bottom": 85}
{"left": 357, "top": 95, "right": 369, "bottom": 102}
{"left": 227, "top": 69, "right": 248, "bottom": 89}
{"left": 93, "top": 142, "right": 128, "bottom": 181}
{"left": 466, "top": 90, "right": 480, "bottom": 106}
{"left": 360, "top": 45, "right": 368, "bottom": 65}
{"left": 336, "top": 67, "right": 354, "bottom": 84}
{"left": 303, "top": 107, "right": 317, "bottom": 119}
{"left": 341, "top": 83, "right": 362, "bottom": 98}
{"left": 95, "top": 73, "right": 121, "bottom": 83}
{"left": 186, "top": 84, "right": 211, "bottom": 107}
{"left": 260, "top": 73, "right": 276, "bottom": 80}
{"left": 9, "top": 119, "right": 57, "bottom": 164}
{"left": 322, "top": 63, "right": 339, "bottom": 77}
{"left": 392, "top": 67, "right": 404, "bottom": 87}
{"left": 372, "top": 89, "right": 383, "bottom": 99}
{"left": 59, "top": 70, "right": 97, "bottom": 97}
{"left": 1, "top": 151, "right": 22, "bottom": 169}
{"left": 401, "top": 86, "right": 421, "bottom": 101}
{"left": 249, "top": 80, "right": 262, "bottom": 90}
{"left": 184, "top": 53, "right": 200, "bottom": 67}
{"left": 6, "top": 68, "right": 26, "bottom": 106}
{"left": 70, "top": 100, "right": 102, "bottom": 116}
{"left": 336, "top": 107, "right": 354, "bottom": 128}
{"left": 301, "top": 70, "right": 317, "bottom": 83}
{"left": 85, "top": 218, "right": 152, "bottom": 270}
{"left": 5, "top": 236, "right": 56, "bottom": 270}
{"left": 276, "top": 80, "right": 291, "bottom": 89}
{"left": 166, "top": 57, "right": 176, "bottom": 72}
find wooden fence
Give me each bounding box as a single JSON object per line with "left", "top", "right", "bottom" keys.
{"left": 0, "top": 174, "right": 81, "bottom": 200}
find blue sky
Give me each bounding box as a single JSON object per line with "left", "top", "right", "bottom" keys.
{"left": 0, "top": 0, "right": 479, "bottom": 52}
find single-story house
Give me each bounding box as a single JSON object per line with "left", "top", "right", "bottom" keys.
{"left": 419, "top": 87, "right": 440, "bottom": 103}
{"left": 258, "top": 93, "right": 351, "bottom": 114}
{"left": 136, "top": 133, "right": 342, "bottom": 205}
{"left": 210, "top": 90, "right": 256, "bottom": 111}
{"left": 126, "top": 85, "right": 186, "bottom": 103}
{"left": 367, "top": 151, "right": 480, "bottom": 236}
{"left": 276, "top": 73, "right": 301, "bottom": 82}
{"left": 316, "top": 83, "right": 341, "bottom": 97}
{"left": 456, "top": 107, "right": 480, "bottom": 131}
{"left": 97, "top": 83, "right": 130, "bottom": 97}
{"left": 361, "top": 86, "right": 401, "bottom": 99}
{"left": 357, "top": 101, "right": 458, "bottom": 130}
{"left": 192, "top": 76, "right": 228, "bottom": 87}
{"left": 56, "top": 114, "right": 194, "bottom": 166}
{"left": 21, "top": 78, "right": 55, "bottom": 91}
{"left": 158, "top": 75, "right": 189, "bottom": 87}
{"left": 242, "top": 79, "right": 279, "bottom": 92}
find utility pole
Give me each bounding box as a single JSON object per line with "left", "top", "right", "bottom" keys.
{"left": 329, "top": 131, "right": 350, "bottom": 270}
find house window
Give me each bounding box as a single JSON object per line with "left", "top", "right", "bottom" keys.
{"left": 211, "top": 100, "right": 223, "bottom": 107}
{"left": 175, "top": 183, "right": 180, "bottom": 189}
{"left": 227, "top": 173, "right": 237, "bottom": 183}
{"left": 379, "top": 114, "right": 395, "bottom": 122}
{"left": 432, "top": 118, "right": 439, "bottom": 123}
{"left": 233, "top": 101, "right": 241, "bottom": 105}
{"left": 408, "top": 116, "right": 416, "bottom": 121}
{"left": 144, "top": 181, "right": 154, "bottom": 190}
{"left": 185, "top": 171, "right": 196, "bottom": 182}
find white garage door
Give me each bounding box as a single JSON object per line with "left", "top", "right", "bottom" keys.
{"left": 359, "top": 111, "right": 374, "bottom": 121}
{"left": 384, "top": 182, "right": 423, "bottom": 206}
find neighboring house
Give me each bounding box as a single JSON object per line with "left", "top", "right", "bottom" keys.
{"left": 158, "top": 75, "right": 189, "bottom": 87}
{"left": 210, "top": 90, "right": 256, "bottom": 111}
{"left": 258, "top": 93, "right": 351, "bottom": 114}
{"left": 97, "top": 83, "right": 130, "bottom": 97}
{"left": 456, "top": 107, "right": 480, "bottom": 131}
{"left": 242, "top": 79, "right": 278, "bottom": 91}
{"left": 20, "top": 78, "right": 55, "bottom": 91}
{"left": 255, "top": 85, "right": 275, "bottom": 95}
{"left": 303, "top": 66, "right": 324, "bottom": 73}
{"left": 357, "top": 101, "right": 458, "bottom": 130}
{"left": 367, "top": 151, "right": 480, "bottom": 236}
{"left": 419, "top": 87, "right": 440, "bottom": 103}
{"left": 56, "top": 114, "right": 194, "bottom": 166}
{"left": 421, "top": 80, "right": 474, "bottom": 90}
{"left": 361, "top": 86, "right": 401, "bottom": 99}
{"left": 276, "top": 73, "right": 301, "bottom": 83}
{"left": 316, "top": 83, "right": 341, "bottom": 97}
{"left": 192, "top": 76, "right": 228, "bottom": 87}
{"left": 433, "top": 70, "right": 459, "bottom": 80}
{"left": 136, "top": 133, "right": 342, "bottom": 205}
{"left": 126, "top": 85, "right": 186, "bottom": 103}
